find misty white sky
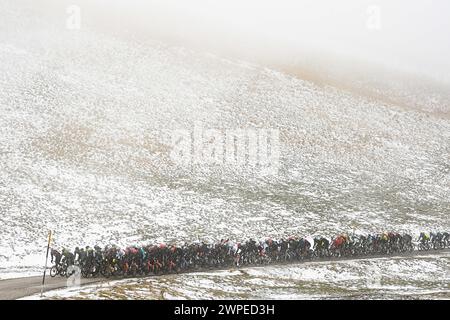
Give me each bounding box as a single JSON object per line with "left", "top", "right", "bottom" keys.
{"left": 94, "top": 0, "right": 450, "bottom": 83}
{"left": 27, "top": 0, "right": 450, "bottom": 84}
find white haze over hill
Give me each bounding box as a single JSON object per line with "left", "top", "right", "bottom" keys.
{"left": 0, "top": 0, "right": 449, "bottom": 298}
{"left": 20, "top": 0, "right": 450, "bottom": 116}
{"left": 47, "top": 0, "right": 450, "bottom": 84}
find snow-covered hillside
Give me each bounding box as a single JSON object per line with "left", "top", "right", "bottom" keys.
{"left": 0, "top": 1, "right": 449, "bottom": 297}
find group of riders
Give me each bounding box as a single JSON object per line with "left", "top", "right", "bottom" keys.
{"left": 49, "top": 231, "right": 449, "bottom": 279}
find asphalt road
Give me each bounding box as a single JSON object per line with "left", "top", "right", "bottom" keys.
{"left": 1, "top": 248, "right": 448, "bottom": 300}
{"left": 0, "top": 274, "right": 105, "bottom": 300}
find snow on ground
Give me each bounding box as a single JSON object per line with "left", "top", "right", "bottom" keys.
{"left": 24, "top": 252, "right": 450, "bottom": 300}
{"left": 1, "top": 0, "right": 449, "bottom": 298}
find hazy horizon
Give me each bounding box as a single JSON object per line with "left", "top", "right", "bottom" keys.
{"left": 26, "top": 0, "right": 450, "bottom": 86}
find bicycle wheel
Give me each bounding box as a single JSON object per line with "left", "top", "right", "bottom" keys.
{"left": 50, "top": 266, "right": 58, "bottom": 277}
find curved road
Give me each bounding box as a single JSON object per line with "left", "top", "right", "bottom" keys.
{"left": 1, "top": 248, "right": 448, "bottom": 300}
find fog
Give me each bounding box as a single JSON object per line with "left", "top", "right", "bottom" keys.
{"left": 36, "top": 0, "right": 449, "bottom": 85}
{"left": 6, "top": 0, "right": 450, "bottom": 88}
{"left": 1, "top": 0, "right": 450, "bottom": 294}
